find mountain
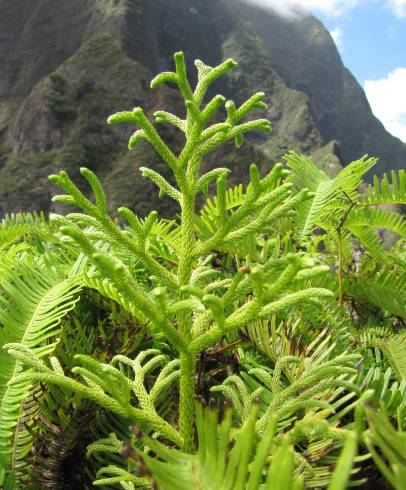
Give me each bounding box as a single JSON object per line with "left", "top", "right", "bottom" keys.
{"left": 234, "top": 0, "right": 406, "bottom": 173}
{"left": 0, "top": 0, "right": 404, "bottom": 216}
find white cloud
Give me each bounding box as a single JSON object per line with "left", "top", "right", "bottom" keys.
{"left": 330, "top": 27, "right": 343, "bottom": 47}
{"left": 241, "top": 0, "right": 406, "bottom": 18}
{"left": 364, "top": 68, "right": 406, "bottom": 142}
{"left": 388, "top": 0, "right": 406, "bottom": 18}
{"left": 241, "top": 0, "right": 360, "bottom": 17}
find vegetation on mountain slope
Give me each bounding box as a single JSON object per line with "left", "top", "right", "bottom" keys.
{"left": 0, "top": 0, "right": 404, "bottom": 215}
{"left": 0, "top": 51, "right": 405, "bottom": 489}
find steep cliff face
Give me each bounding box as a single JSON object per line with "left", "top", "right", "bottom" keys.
{"left": 234, "top": 0, "right": 406, "bottom": 171}
{"left": 0, "top": 0, "right": 403, "bottom": 215}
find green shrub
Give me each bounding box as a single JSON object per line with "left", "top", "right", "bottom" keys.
{"left": 46, "top": 74, "right": 76, "bottom": 121}
{"left": 0, "top": 51, "right": 405, "bottom": 489}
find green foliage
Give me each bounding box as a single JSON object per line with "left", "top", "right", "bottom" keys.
{"left": 27, "top": 51, "right": 328, "bottom": 457}
{"left": 0, "top": 51, "right": 405, "bottom": 489}
{"left": 0, "top": 213, "right": 50, "bottom": 250}
{"left": 0, "top": 253, "right": 82, "bottom": 484}
{"left": 284, "top": 150, "right": 406, "bottom": 305}
{"left": 140, "top": 403, "right": 304, "bottom": 490}
{"left": 363, "top": 404, "right": 406, "bottom": 489}
{"left": 362, "top": 169, "right": 406, "bottom": 205}
{"left": 46, "top": 74, "right": 76, "bottom": 121}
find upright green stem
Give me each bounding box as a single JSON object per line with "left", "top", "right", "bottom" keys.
{"left": 178, "top": 187, "right": 198, "bottom": 452}
{"left": 179, "top": 352, "right": 197, "bottom": 452}
{"left": 178, "top": 191, "right": 196, "bottom": 299}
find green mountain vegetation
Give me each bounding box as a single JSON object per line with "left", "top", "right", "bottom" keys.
{"left": 0, "top": 49, "right": 405, "bottom": 489}
{"left": 0, "top": 0, "right": 404, "bottom": 216}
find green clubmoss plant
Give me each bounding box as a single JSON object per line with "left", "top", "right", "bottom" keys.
{"left": 5, "top": 52, "right": 334, "bottom": 454}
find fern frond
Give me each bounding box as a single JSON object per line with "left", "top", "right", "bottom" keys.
{"left": 361, "top": 169, "right": 406, "bottom": 206}
{"left": 364, "top": 405, "right": 406, "bottom": 490}
{"left": 346, "top": 207, "right": 406, "bottom": 237}
{"left": 349, "top": 271, "right": 406, "bottom": 318}
{"left": 83, "top": 272, "right": 148, "bottom": 323}
{"left": 0, "top": 256, "right": 81, "bottom": 484}
{"left": 142, "top": 403, "right": 303, "bottom": 490}
{"left": 284, "top": 152, "right": 329, "bottom": 191}
{"left": 346, "top": 226, "right": 386, "bottom": 259}
{"left": 358, "top": 365, "right": 406, "bottom": 416}
{"left": 147, "top": 219, "right": 182, "bottom": 264}
{"left": 285, "top": 153, "right": 377, "bottom": 239}
{"left": 381, "top": 335, "right": 406, "bottom": 382}
{"left": 196, "top": 184, "right": 246, "bottom": 243}
{"left": 213, "top": 351, "right": 360, "bottom": 434}
{"left": 0, "top": 213, "right": 50, "bottom": 250}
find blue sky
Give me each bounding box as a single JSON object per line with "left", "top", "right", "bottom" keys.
{"left": 243, "top": 0, "right": 406, "bottom": 142}
{"left": 318, "top": 2, "right": 406, "bottom": 82}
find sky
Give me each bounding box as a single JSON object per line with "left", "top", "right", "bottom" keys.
{"left": 243, "top": 0, "right": 406, "bottom": 143}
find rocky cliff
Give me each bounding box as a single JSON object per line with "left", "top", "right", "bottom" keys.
{"left": 234, "top": 0, "right": 406, "bottom": 173}
{"left": 0, "top": 0, "right": 404, "bottom": 216}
